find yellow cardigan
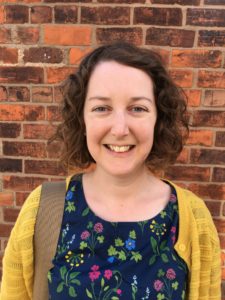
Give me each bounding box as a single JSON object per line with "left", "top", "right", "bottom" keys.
{"left": 0, "top": 177, "right": 221, "bottom": 300}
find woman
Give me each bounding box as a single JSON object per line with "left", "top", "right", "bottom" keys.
{"left": 0, "top": 42, "right": 221, "bottom": 299}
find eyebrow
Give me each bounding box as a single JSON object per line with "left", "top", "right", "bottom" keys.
{"left": 87, "top": 96, "right": 153, "bottom": 103}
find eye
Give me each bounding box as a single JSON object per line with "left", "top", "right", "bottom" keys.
{"left": 130, "top": 106, "right": 149, "bottom": 112}
{"left": 92, "top": 106, "right": 108, "bottom": 112}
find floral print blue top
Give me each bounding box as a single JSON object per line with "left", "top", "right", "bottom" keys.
{"left": 48, "top": 174, "right": 188, "bottom": 300}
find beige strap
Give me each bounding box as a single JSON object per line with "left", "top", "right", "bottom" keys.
{"left": 33, "top": 181, "right": 66, "bottom": 300}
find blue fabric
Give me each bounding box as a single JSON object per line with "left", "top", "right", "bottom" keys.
{"left": 48, "top": 174, "right": 188, "bottom": 299}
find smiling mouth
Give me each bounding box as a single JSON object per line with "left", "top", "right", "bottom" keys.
{"left": 104, "top": 145, "right": 135, "bottom": 153}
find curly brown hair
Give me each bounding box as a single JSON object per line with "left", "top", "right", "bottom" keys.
{"left": 51, "top": 42, "right": 189, "bottom": 172}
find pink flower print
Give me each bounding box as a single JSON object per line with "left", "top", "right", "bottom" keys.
{"left": 170, "top": 194, "right": 177, "bottom": 203}
{"left": 116, "top": 289, "right": 122, "bottom": 295}
{"left": 166, "top": 268, "right": 176, "bottom": 280}
{"left": 94, "top": 222, "right": 103, "bottom": 233}
{"left": 81, "top": 230, "right": 90, "bottom": 240}
{"left": 104, "top": 269, "right": 113, "bottom": 280}
{"left": 89, "top": 265, "right": 101, "bottom": 282}
{"left": 171, "top": 226, "right": 176, "bottom": 233}
{"left": 154, "top": 280, "right": 164, "bottom": 291}
{"left": 172, "top": 236, "right": 176, "bottom": 244}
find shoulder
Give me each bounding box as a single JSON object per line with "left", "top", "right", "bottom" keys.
{"left": 167, "top": 180, "right": 219, "bottom": 243}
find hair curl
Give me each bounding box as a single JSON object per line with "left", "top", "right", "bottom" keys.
{"left": 51, "top": 42, "right": 189, "bottom": 172}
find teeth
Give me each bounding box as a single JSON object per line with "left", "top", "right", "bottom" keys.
{"left": 108, "top": 145, "right": 132, "bottom": 152}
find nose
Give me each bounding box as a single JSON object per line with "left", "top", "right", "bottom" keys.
{"left": 110, "top": 111, "right": 129, "bottom": 137}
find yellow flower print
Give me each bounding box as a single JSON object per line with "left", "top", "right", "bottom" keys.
{"left": 150, "top": 220, "right": 167, "bottom": 236}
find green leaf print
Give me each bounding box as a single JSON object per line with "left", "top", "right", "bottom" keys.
{"left": 129, "top": 230, "right": 136, "bottom": 239}
{"left": 131, "top": 251, "right": 142, "bottom": 262}
{"left": 71, "top": 185, "right": 76, "bottom": 192}
{"left": 70, "top": 272, "right": 80, "bottom": 279}
{"left": 82, "top": 207, "right": 90, "bottom": 217}
{"left": 87, "top": 221, "right": 93, "bottom": 229}
{"left": 104, "top": 286, "right": 110, "bottom": 291}
{"left": 149, "top": 254, "right": 157, "bottom": 265}
{"left": 57, "top": 282, "right": 64, "bottom": 293}
{"left": 101, "top": 277, "right": 105, "bottom": 287}
{"left": 157, "top": 293, "right": 165, "bottom": 300}
{"left": 71, "top": 279, "right": 81, "bottom": 285}
{"left": 115, "top": 238, "right": 124, "bottom": 247}
{"left": 97, "top": 235, "right": 104, "bottom": 243}
{"left": 157, "top": 269, "right": 165, "bottom": 277}
{"left": 159, "top": 239, "right": 167, "bottom": 250}
{"left": 69, "top": 286, "right": 77, "bottom": 297}
{"left": 80, "top": 241, "right": 88, "bottom": 250}
{"left": 108, "top": 245, "right": 117, "bottom": 256}
{"left": 172, "top": 281, "right": 179, "bottom": 290}
{"left": 111, "top": 297, "right": 119, "bottom": 300}
{"left": 65, "top": 201, "right": 76, "bottom": 213}
{"left": 86, "top": 288, "right": 93, "bottom": 299}
{"left": 47, "top": 271, "right": 52, "bottom": 283}
{"left": 118, "top": 250, "right": 126, "bottom": 261}
{"left": 161, "top": 253, "right": 169, "bottom": 263}
{"left": 150, "top": 236, "right": 157, "bottom": 253}
{"left": 60, "top": 265, "right": 67, "bottom": 280}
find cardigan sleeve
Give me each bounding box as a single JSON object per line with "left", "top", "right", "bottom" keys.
{"left": 209, "top": 234, "right": 222, "bottom": 299}
{"left": 0, "top": 185, "right": 42, "bottom": 300}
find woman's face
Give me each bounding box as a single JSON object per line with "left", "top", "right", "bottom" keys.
{"left": 83, "top": 61, "right": 157, "bottom": 177}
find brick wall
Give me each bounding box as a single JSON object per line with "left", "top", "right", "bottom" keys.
{"left": 0, "top": 0, "right": 224, "bottom": 294}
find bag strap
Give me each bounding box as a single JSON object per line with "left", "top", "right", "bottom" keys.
{"left": 33, "top": 180, "right": 66, "bottom": 300}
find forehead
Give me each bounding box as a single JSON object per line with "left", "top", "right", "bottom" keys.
{"left": 86, "top": 61, "right": 154, "bottom": 96}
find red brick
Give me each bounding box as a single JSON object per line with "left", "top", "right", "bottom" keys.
{"left": 223, "top": 203, "right": 225, "bottom": 217}
{"left": 44, "top": 0, "right": 89, "bottom": 2}
{"left": 81, "top": 6, "right": 129, "bottom": 25}
{"left": 0, "top": 192, "right": 14, "bottom": 206}
{"left": 0, "top": 67, "right": 44, "bottom": 84}
{"left": 188, "top": 183, "right": 225, "bottom": 200}
{"left": 169, "top": 69, "right": 193, "bottom": 88}
{"left": 205, "top": 201, "right": 221, "bottom": 217}
{"left": 23, "top": 124, "right": 56, "bottom": 139}
{"left": 146, "top": 28, "right": 195, "bottom": 48}
{"left": 0, "top": 86, "right": 7, "bottom": 101}
{"left": 198, "top": 30, "right": 225, "bottom": 47}
{"left": 0, "top": 104, "right": 24, "bottom": 121}
{"left": 205, "top": 0, "right": 225, "bottom": 5}
{"left": 192, "top": 110, "right": 225, "bottom": 127}
{"left": 3, "top": 175, "right": 46, "bottom": 191}
{"left": 176, "top": 148, "right": 189, "bottom": 164}
{"left": 165, "top": 166, "right": 210, "bottom": 181}
{"left": 0, "top": 6, "right": 4, "bottom": 24}
{"left": 214, "top": 219, "right": 225, "bottom": 234}
{"left": 96, "top": 27, "right": 142, "bottom": 46}
{"left": 46, "top": 67, "right": 75, "bottom": 84}
{"left": 54, "top": 86, "right": 63, "bottom": 103}
{"left": 213, "top": 168, "right": 225, "bottom": 182}
{"left": 0, "top": 27, "right": 11, "bottom": 43}
{"left": 5, "top": 5, "right": 29, "bottom": 24}
{"left": 184, "top": 89, "right": 201, "bottom": 107}
{"left": 69, "top": 47, "right": 92, "bottom": 65}
{"left": 46, "top": 141, "right": 62, "bottom": 159}
{"left": 8, "top": 86, "right": 30, "bottom": 102}
{"left": 198, "top": 71, "right": 225, "bottom": 88}
{"left": 171, "top": 50, "right": 222, "bottom": 68}
{"left": 44, "top": 25, "right": 91, "bottom": 46}
{"left": 31, "top": 6, "right": 52, "bottom": 23}
{"left": 54, "top": 5, "right": 78, "bottom": 23}
{"left": 152, "top": 0, "right": 200, "bottom": 3}
{"left": 32, "top": 86, "right": 52, "bottom": 103}
{"left": 23, "top": 47, "right": 63, "bottom": 64}
{"left": 3, "top": 208, "right": 20, "bottom": 222}
{"left": 186, "top": 8, "right": 225, "bottom": 27}
{"left": 3, "top": 141, "right": 46, "bottom": 158}
{"left": 98, "top": 0, "right": 145, "bottom": 2}
{"left": 25, "top": 160, "right": 66, "bottom": 176}
{"left": 0, "top": 47, "right": 18, "bottom": 63}
{"left": 187, "top": 130, "right": 213, "bottom": 146}
{"left": 204, "top": 90, "right": 225, "bottom": 107}
{"left": 219, "top": 235, "right": 225, "bottom": 249}
{"left": 134, "top": 7, "right": 182, "bottom": 26}
{"left": 190, "top": 149, "right": 225, "bottom": 165}
{"left": 0, "top": 224, "right": 13, "bottom": 238}
{"left": 216, "top": 132, "right": 225, "bottom": 147}
{"left": 15, "top": 191, "right": 29, "bottom": 206}
{"left": 0, "top": 158, "right": 22, "bottom": 172}
{"left": 46, "top": 106, "right": 62, "bottom": 121}
{"left": 0, "top": 123, "right": 21, "bottom": 138}
{"left": 16, "top": 26, "right": 40, "bottom": 44}
{"left": 24, "top": 105, "right": 45, "bottom": 121}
